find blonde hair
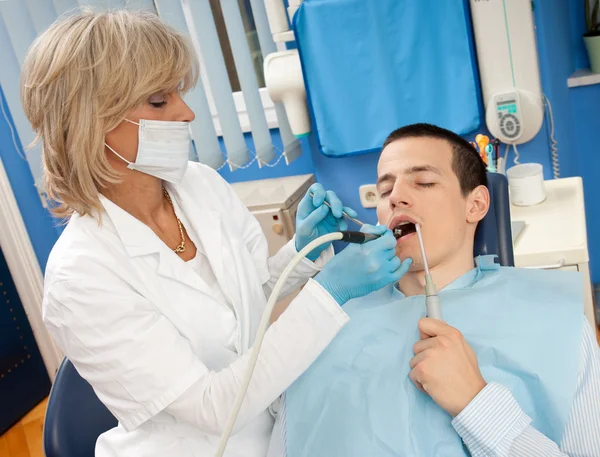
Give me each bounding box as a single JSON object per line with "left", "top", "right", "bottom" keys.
{"left": 20, "top": 8, "right": 198, "bottom": 219}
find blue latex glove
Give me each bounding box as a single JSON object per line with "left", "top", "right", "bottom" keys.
{"left": 314, "top": 225, "right": 413, "bottom": 305}
{"left": 295, "top": 183, "right": 358, "bottom": 261}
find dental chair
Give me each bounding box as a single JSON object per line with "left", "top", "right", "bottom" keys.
{"left": 475, "top": 172, "right": 514, "bottom": 267}
{"left": 42, "top": 173, "right": 513, "bottom": 457}
{"left": 43, "top": 358, "right": 117, "bottom": 457}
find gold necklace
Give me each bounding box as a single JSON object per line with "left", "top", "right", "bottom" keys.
{"left": 162, "top": 188, "right": 186, "bottom": 253}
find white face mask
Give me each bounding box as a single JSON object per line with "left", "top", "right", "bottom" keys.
{"left": 105, "top": 118, "right": 191, "bottom": 183}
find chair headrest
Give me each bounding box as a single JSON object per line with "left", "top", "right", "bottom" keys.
{"left": 474, "top": 173, "right": 514, "bottom": 267}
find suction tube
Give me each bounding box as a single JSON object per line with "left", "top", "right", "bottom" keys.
{"left": 415, "top": 224, "right": 443, "bottom": 321}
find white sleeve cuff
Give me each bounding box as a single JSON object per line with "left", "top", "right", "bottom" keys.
{"left": 452, "top": 382, "right": 532, "bottom": 457}
{"left": 308, "top": 242, "right": 335, "bottom": 269}
{"left": 301, "top": 278, "right": 350, "bottom": 328}
{"left": 289, "top": 235, "right": 335, "bottom": 275}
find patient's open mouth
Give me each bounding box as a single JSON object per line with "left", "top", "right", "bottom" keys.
{"left": 393, "top": 222, "right": 416, "bottom": 239}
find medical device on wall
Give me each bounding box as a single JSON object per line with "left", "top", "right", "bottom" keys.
{"left": 263, "top": 0, "right": 311, "bottom": 137}
{"left": 491, "top": 91, "right": 525, "bottom": 142}
{"left": 470, "top": 0, "right": 544, "bottom": 145}
{"left": 264, "top": 50, "right": 311, "bottom": 138}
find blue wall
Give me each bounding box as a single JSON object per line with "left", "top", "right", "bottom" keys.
{"left": 567, "top": 2, "right": 600, "bottom": 285}
{"left": 0, "top": 88, "right": 59, "bottom": 271}
{"left": 570, "top": 85, "right": 600, "bottom": 283}
{"left": 1, "top": 0, "right": 600, "bottom": 282}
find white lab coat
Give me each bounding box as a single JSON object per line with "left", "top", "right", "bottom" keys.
{"left": 42, "top": 162, "right": 349, "bottom": 457}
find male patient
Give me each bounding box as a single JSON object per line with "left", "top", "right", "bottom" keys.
{"left": 277, "top": 124, "right": 600, "bottom": 456}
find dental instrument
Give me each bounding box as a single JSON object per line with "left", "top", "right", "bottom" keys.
{"left": 486, "top": 144, "right": 496, "bottom": 172}
{"left": 309, "top": 192, "right": 365, "bottom": 227}
{"left": 415, "top": 223, "right": 443, "bottom": 321}
{"left": 215, "top": 230, "right": 382, "bottom": 456}
{"left": 264, "top": 50, "right": 311, "bottom": 137}
{"left": 308, "top": 192, "right": 413, "bottom": 240}
{"left": 492, "top": 138, "right": 501, "bottom": 163}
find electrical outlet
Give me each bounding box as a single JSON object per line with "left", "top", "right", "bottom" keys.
{"left": 358, "top": 184, "right": 379, "bottom": 208}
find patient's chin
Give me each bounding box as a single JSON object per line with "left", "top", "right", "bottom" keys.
{"left": 401, "top": 245, "right": 429, "bottom": 272}
{"left": 407, "top": 259, "right": 425, "bottom": 272}
{"left": 396, "top": 245, "right": 419, "bottom": 264}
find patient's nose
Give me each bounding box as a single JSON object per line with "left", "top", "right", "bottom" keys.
{"left": 390, "top": 191, "right": 412, "bottom": 210}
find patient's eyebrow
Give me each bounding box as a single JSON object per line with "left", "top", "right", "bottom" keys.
{"left": 403, "top": 165, "right": 442, "bottom": 176}
{"left": 376, "top": 173, "right": 395, "bottom": 187}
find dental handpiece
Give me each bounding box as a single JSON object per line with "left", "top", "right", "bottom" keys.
{"left": 415, "top": 224, "right": 443, "bottom": 321}
{"left": 339, "top": 231, "right": 379, "bottom": 244}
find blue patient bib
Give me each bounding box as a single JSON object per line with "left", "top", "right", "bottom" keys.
{"left": 285, "top": 257, "right": 583, "bottom": 456}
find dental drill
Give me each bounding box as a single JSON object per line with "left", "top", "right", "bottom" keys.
{"left": 415, "top": 224, "right": 443, "bottom": 321}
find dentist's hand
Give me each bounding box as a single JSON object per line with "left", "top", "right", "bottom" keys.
{"left": 409, "top": 318, "right": 487, "bottom": 417}
{"left": 295, "top": 183, "right": 358, "bottom": 261}
{"left": 314, "top": 225, "right": 412, "bottom": 305}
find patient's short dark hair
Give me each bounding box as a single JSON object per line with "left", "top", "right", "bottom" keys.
{"left": 383, "top": 123, "right": 488, "bottom": 196}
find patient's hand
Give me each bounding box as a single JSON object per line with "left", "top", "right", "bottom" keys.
{"left": 409, "top": 318, "right": 487, "bottom": 417}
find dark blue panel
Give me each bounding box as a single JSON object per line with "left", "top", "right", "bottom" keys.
{"left": 0, "top": 246, "right": 51, "bottom": 434}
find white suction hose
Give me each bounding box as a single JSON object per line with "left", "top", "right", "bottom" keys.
{"left": 214, "top": 232, "right": 344, "bottom": 457}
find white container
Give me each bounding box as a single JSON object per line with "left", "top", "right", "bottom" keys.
{"left": 506, "top": 163, "right": 546, "bottom": 206}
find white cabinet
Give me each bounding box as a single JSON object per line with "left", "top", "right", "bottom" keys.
{"left": 230, "top": 174, "right": 315, "bottom": 256}
{"left": 230, "top": 174, "right": 315, "bottom": 320}
{"left": 510, "top": 177, "right": 596, "bottom": 327}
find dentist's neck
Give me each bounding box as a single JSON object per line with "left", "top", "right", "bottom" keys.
{"left": 398, "top": 243, "right": 476, "bottom": 297}
{"left": 102, "top": 170, "right": 167, "bottom": 225}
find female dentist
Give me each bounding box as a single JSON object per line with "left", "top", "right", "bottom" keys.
{"left": 22, "top": 9, "right": 410, "bottom": 457}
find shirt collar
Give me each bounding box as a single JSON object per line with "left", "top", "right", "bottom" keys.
{"left": 394, "top": 260, "right": 482, "bottom": 299}
{"left": 99, "top": 194, "right": 165, "bottom": 257}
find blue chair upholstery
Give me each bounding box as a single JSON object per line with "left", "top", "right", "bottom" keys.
{"left": 42, "top": 174, "right": 513, "bottom": 456}
{"left": 43, "top": 358, "right": 117, "bottom": 457}
{"left": 474, "top": 173, "right": 514, "bottom": 266}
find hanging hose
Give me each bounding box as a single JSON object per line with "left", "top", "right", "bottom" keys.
{"left": 512, "top": 143, "right": 521, "bottom": 165}
{"left": 543, "top": 94, "right": 560, "bottom": 179}
{"left": 214, "top": 231, "right": 375, "bottom": 456}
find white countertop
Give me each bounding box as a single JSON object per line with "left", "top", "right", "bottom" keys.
{"left": 230, "top": 174, "right": 315, "bottom": 211}
{"left": 510, "top": 177, "right": 589, "bottom": 267}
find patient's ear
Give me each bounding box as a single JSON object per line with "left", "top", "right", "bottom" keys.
{"left": 466, "top": 185, "right": 489, "bottom": 224}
